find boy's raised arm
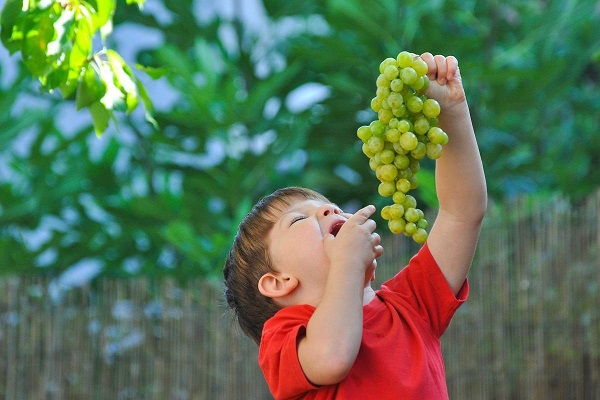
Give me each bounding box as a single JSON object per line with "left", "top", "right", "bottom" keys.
{"left": 421, "top": 53, "right": 488, "bottom": 295}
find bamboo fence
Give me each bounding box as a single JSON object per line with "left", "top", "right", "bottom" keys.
{"left": 0, "top": 192, "right": 599, "bottom": 399}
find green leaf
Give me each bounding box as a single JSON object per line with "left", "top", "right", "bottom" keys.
{"left": 92, "top": 0, "right": 115, "bottom": 34}
{"left": 96, "top": 56, "right": 125, "bottom": 111}
{"left": 21, "top": 9, "right": 56, "bottom": 78}
{"left": 71, "top": 12, "right": 93, "bottom": 70}
{"left": 135, "top": 63, "right": 169, "bottom": 80}
{"left": 106, "top": 49, "right": 138, "bottom": 113}
{"left": 89, "top": 100, "right": 111, "bottom": 136}
{"left": 76, "top": 62, "right": 105, "bottom": 110}
{"left": 126, "top": 0, "right": 146, "bottom": 9}
{"left": 0, "top": 0, "right": 23, "bottom": 53}
{"left": 134, "top": 74, "right": 157, "bottom": 127}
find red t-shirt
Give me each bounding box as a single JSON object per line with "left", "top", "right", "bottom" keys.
{"left": 258, "top": 243, "right": 468, "bottom": 400}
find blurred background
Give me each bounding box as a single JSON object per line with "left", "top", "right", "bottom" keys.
{"left": 0, "top": 0, "right": 599, "bottom": 399}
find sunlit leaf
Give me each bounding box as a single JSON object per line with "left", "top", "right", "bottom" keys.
{"left": 106, "top": 49, "right": 138, "bottom": 113}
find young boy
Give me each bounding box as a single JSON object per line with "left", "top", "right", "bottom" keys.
{"left": 223, "top": 53, "right": 487, "bottom": 399}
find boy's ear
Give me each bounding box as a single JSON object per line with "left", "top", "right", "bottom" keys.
{"left": 258, "top": 272, "right": 299, "bottom": 299}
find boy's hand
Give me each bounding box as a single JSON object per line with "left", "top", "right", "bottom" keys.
{"left": 324, "top": 205, "right": 383, "bottom": 277}
{"left": 420, "top": 53, "right": 467, "bottom": 117}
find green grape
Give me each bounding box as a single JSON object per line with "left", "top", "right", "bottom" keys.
{"left": 409, "top": 176, "right": 419, "bottom": 190}
{"left": 404, "top": 222, "right": 418, "bottom": 235}
{"left": 373, "top": 152, "right": 382, "bottom": 164}
{"left": 392, "top": 105, "right": 407, "bottom": 117}
{"left": 405, "top": 207, "right": 420, "bottom": 223}
{"left": 376, "top": 164, "right": 398, "bottom": 181}
{"left": 385, "top": 128, "right": 401, "bottom": 143}
{"left": 398, "top": 167, "right": 413, "bottom": 180}
{"left": 417, "top": 218, "right": 428, "bottom": 229}
{"left": 413, "top": 59, "right": 428, "bottom": 77}
{"left": 379, "top": 57, "right": 397, "bottom": 74}
{"left": 392, "top": 141, "right": 408, "bottom": 155}
{"left": 396, "top": 178, "right": 411, "bottom": 193}
{"left": 412, "top": 76, "right": 425, "bottom": 91}
{"left": 371, "top": 97, "right": 383, "bottom": 112}
{"left": 362, "top": 143, "right": 375, "bottom": 158}
{"left": 384, "top": 65, "right": 399, "bottom": 80}
{"left": 428, "top": 127, "right": 449, "bottom": 145}
{"left": 397, "top": 119, "right": 412, "bottom": 133}
{"left": 389, "top": 218, "right": 406, "bottom": 235}
{"left": 409, "top": 158, "right": 420, "bottom": 173}
{"left": 397, "top": 51, "right": 413, "bottom": 68}
{"left": 378, "top": 108, "right": 394, "bottom": 124}
{"left": 376, "top": 86, "right": 390, "bottom": 99}
{"left": 413, "top": 117, "right": 430, "bottom": 135}
{"left": 390, "top": 78, "right": 404, "bottom": 92}
{"left": 387, "top": 92, "right": 404, "bottom": 109}
{"left": 369, "top": 120, "right": 385, "bottom": 136}
{"left": 367, "top": 136, "right": 385, "bottom": 153}
{"left": 426, "top": 142, "right": 443, "bottom": 159}
{"left": 369, "top": 156, "right": 380, "bottom": 171}
{"left": 380, "top": 148, "right": 396, "bottom": 164}
{"left": 406, "top": 95, "right": 424, "bottom": 113}
{"left": 393, "top": 154, "right": 410, "bottom": 169}
{"left": 400, "top": 67, "right": 418, "bottom": 85}
{"left": 376, "top": 74, "right": 389, "bottom": 88}
{"left": 381, "top": 205, "right": 392, "bottom": 220}
{"left": 403, "top": 194, "right": 417, "bottom": 209}
{"left": 399, "top": 131, "right": 418, "bottom": 151}
{"left": 418, "top": 75, "right": 430, "bottom": 93}
{"left": 412, "top": 228, "right": 428, "bottom": 244}
{"left": 389, "top": 204, "right": 405, "bottom": 219}
{"left": 422, "top": 98, "right": 441, "bottom": 118}
{"left": 378, "top": 181, "right": 396, "bottom": 197}
{"left": 357, "top": 125, "right": 372, "bottom": 142}
{"left": 410, "top": 142, "right": 427, "bottom": 160}
{"left": 392, "top": 191, "right": 406, "bottom": 205}
{"left": 388, "top": 118, "right": 399, "bottom": 128}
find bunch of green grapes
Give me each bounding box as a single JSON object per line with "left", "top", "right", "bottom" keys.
{"left": 356, "top": 51, "right": 448, "bottom": 244}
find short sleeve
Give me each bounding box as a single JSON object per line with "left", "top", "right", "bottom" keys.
{"left": 258, "top": 305, "right": 319, "bottom": 399}
{"left": 378, "top": 243, "right": 468, "bottom": 337}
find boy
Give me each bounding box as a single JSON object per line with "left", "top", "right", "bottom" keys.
{"left": 223, "top": 53, "right": 487, "bottom": 399}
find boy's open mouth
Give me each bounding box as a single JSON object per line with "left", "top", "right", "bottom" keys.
{"left": 330, "top": 221, "right": 345, "bottom": 237}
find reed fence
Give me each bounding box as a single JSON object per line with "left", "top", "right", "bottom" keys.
{"left": 1, "top": 192, "right": 599, "bottom": 399}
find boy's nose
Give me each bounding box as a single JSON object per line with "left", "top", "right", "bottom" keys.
{"left": 319, "top": 204, "right": 341, "bottom": 217}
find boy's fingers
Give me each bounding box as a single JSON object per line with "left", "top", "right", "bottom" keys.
{"left": 351, "top": 205, "right": 376, "bottom": 223}
{"left": 433, "top": 54, "right": 448, "bottom": 85}
{"left": 446, "top": 55, "right": 459, "bottom": 81}
{"left": 420, "top": 52, "right": 434, "bottom": 77}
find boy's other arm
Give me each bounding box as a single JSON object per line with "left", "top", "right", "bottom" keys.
{"left": 421, "top": 53, "right": 488, "bottom": 295}
{"left": 298, "top": 206, "right": 382, "bottom": 386}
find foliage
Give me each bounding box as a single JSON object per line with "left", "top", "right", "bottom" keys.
{"left": 0, "top": 0, "right": 598, "bottom": 280}
{"left": 0, "top": 0, "right": 157, "bottom": 135}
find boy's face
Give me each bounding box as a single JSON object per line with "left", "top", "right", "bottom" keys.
{"left": 268, "top": 197, "right": 354, "bottom": 307}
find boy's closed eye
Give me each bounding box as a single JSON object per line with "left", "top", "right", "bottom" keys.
{"left": 290, "top": 215, "right": 306, "bottom": 225}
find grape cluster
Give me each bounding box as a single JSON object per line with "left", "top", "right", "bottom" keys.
{"left": 356, "top": 51, "right": 448, "bottom": 244}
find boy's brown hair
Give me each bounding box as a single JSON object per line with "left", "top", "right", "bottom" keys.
{"left": 223, "top": 187, "right": 330, "bottom": 344}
